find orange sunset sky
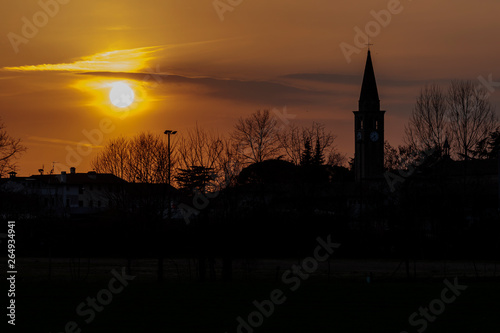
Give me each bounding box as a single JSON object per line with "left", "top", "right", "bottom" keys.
{"left": 1, "top": 0, "right": 499, "bottom": 175}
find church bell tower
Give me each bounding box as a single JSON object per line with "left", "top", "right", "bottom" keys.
{"left": 353, "top": 50, "right": 385, "bottom": 182}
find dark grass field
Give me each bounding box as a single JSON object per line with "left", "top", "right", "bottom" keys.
{"left": 7, "top": 267, "right": 500, "bottom": 333}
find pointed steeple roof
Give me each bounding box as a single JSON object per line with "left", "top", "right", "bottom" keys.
{"left": 358, "top": 50, "right": 380, "bottom": 112}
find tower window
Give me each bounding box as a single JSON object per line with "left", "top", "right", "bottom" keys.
{"left": 360, "top": 120, "right": 364, "bottom": 129}
{"left": 376, "top": 120, "right": 379, "bottom": 130}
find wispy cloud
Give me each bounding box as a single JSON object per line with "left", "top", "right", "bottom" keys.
{"left": 163, "top": 36, "right": 243, "bottom": 49}
{"left": 3, "top": 46, "right": 164, "bottom": 73}
{"left": 27, "top": 136, "right": 104, "bottom": 149}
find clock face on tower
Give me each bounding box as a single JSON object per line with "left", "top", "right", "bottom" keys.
{"left": 370, "top": 131, "right": 379, "bottom": 142}
{"left": 356, "top": 131, "right": 362, "bottom": 141}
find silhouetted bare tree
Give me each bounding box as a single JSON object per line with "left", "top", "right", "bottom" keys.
{"left": 176, "top": 125, "right": 226, "bottom": 190}
{"left": 232, "top": 110, "right": 281, "bottom": 164}
{"left": 384, "top": 141, "right": 421, "bottom": 172}
{"left": 384, "top": 141, "right": 399, "bottom": 172}
{"left": 278, "top": 122, "right": 343, "bottom": 166}
{"left": 90, "top": 136, "right": 129, "bottom": 180}
{"left": 326, "top": 151, "right": 348, "bottom": 168}
{"left": 447, "top": 80, "right": 497, "bottom": 160}
{"left": 405, "top": 83, "right": 448, "bottom": 153}
{"left": 219, "top": 137, "right": 244, "bottom": 187}
{"left": 177, "top": 126, "right": 223, "bottom": 173}
{"left": 277, "top": 124, "right": 303, "bottom": 165}
{"left": 128, "top": 132, "right": 174, "bottom": 183}
{"left": 92, "top": 132, "right": 175, "bottom": 183}
{"left": 0, "top": 120, "right": 26, "bottom": 177}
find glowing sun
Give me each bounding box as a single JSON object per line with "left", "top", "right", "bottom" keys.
{"left": 109, "top": 82, "right": 135, "bottom": 108}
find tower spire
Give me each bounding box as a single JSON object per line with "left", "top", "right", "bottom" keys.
{"left": 358, "top": 50, "right": 380, "bottom": 112}
{"left": 353, "top": 49, "right": 385, "bottom": 182}
{"left": 366, "top": 39, "right": 373, "bottom": 50}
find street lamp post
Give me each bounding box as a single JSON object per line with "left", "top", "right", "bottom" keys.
{"left": 164, "top": 130, "right": 177, "bottom": 187}
{"left": 157, "top": 130, "right": 177, "bottom": 282}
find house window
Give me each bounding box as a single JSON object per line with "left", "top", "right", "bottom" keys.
{"left": 79, "top": 186, "right": 84, "bottom": 194}
{"left": 66, "top": 199, "right": 70, "bottom": 207}
{"left": 78, "top": 200, "right": 83, "bottom": 207}
{"left": 98, "top": 200, "right": 101, "bottom": 207}
{"left": 89, "top": 200, "right": 93, "bottom": 208}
